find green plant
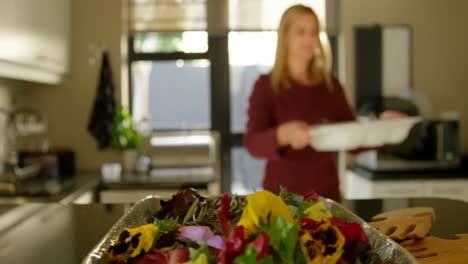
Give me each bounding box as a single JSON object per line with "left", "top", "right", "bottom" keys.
{"left": 112, "top": 106, "right": 141, "bottom": 150}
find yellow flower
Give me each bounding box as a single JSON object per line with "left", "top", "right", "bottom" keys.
{"left": 130, "top": 224, "right": 159, "bottom": 257}
{"left": 300, "top": 232, "right": 324, "bottom": 264}
{"left": 237, "top": 190, "right": 294, "bottom": 236}
{"left": 300, "top": 221, "right": 345, "bottom": 264}
{"left": 184, "top": 253, "right": 209, "bottom": 264}
{"left": 303, "top": 201, "right": 333, "bottom": 221}
{"left": 106, "top": 224, "right": 159, "bottom": 261}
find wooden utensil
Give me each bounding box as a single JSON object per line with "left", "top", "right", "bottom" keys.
{"left": 401, "top": 234, "right": 468, "bottom": 264}
{"left": 369, "top": 207, "right": 435, "bottom": 240}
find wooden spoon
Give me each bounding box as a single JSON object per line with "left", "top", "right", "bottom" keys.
{"left": 401, "top": 234, "right": 468, "bottom": 264}
{"left": 369, "top": 207, "right": 435, "bottom": 240}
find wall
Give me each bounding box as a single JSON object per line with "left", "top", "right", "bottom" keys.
{"left": 340, "top": 0, "right": 468, "bottom": 151}
{"left": 17, "top": 0, "right": 124, "bottom": 170}
{"left": 0, "top": 80, "right": 14, "bottom": 170}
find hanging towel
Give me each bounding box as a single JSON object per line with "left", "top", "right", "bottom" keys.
{"left": 88, "top": 51, "right": 117, "bottom": 149}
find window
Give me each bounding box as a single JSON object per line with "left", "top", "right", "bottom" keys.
{"left": 229, "top": 31, "right": 276, "bottom": 133}
{"left": 229, "top": 0, "right": 326, "bottom": 30}
{"left": 133, "top": 32, "right": 208, "bottom": 54}
{"left": 231, "top": 147, "right": 266, "bottom": 194}
{"left": 128, "top": 0, "right": 209, "bottom": 131}
{"left": 129, "top": 0, "right": 207, "bottom": 32}
{"left": 132, "top": 60, "right": 210, "bottom": 130}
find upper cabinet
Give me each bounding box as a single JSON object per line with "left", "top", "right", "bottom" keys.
{"left": 0, "top": 0, "right": 70, "bottom": 84}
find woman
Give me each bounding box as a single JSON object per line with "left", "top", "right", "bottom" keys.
{"left": 244, "top": 4, "right": 354, "bottom": 201}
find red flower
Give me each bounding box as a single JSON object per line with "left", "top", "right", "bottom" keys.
{"left": 217, "top": 226, "right": 248, "bottom": 264}
{"left": 253, "top": 232, "right": 272, "bottom": 259}
{"left": 303, "top": 189, "right": 319, "bottom": 202}
{"left": 133, "top": 248, "right": 189, "bottom": 264}
{"left": 331, "top": 217, "right": 368, "bottom": 246}
{"left": 216, "top": 193, "right": 233, "bottom": 238}
{"left": 300, "top": 217, "right": 325, "bottom": 231}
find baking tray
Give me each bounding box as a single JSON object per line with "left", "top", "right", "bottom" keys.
{"left": 83, "top": 196, "right": 418, "bottom": 264}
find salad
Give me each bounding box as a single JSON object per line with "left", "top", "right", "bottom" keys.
{"left": 104, "top": 188, "right": 390, "bottom": 264}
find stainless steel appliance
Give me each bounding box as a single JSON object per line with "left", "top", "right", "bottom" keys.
{"left": 356, "top": 118, "right": 460, "bottom": 171}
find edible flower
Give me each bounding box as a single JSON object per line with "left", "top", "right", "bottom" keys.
{"left": 217, "top": 226, "right": 249, "bottom": 264}
{"left": 300, "top": 218, "right": 345, "bottom": 264}
{"left": 178, "top": 226, "right": 224, "bottom": 249}
{"left": 237, "top": 190, "right": 294, "bottom": 236}
{"left": 330, "top": 217, "right": 368, "bottom": 246}
{"left": 106, "top": 224, "right": 158, "bottom": 261}
{"left": 303, "top": 189, "right": 319, "bottom": 202}
{"left": 216, "top": 193, "right": 234, "bottom": 237}
{"left": 185, "top": 253, "right": 209, "bottom": 264}
{"left": 185, "top": 242, "right": 212, "bottom": 264}
{"left": 252, "top": 232, "right": 272, "bottom": 259}
{"left": 330, "top": 216, "right": 370, "bottom": 263}
{"left": 132, "top": 248, "right": 190, "bottom": 264}
{"left": 303, "top": 201, "right": 333, "bottom": 221}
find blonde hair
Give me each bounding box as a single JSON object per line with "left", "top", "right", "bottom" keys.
{"left": 270, "top": 4, "right": 333, "bottom": 93}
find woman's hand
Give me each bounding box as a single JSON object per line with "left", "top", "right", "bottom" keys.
{"left": 277, "top": 120, "right": 311, "bottom": 150}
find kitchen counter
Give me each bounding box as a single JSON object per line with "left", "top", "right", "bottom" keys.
{"left": 99, "top": 172, "right": 211, "bottom": 190}
{"left": 345, "top": 169, "right": 468, "bottom": 202}
{"left": 352, "top": 166, "right": 468, "bottom": 180}
{"left": 0, "top": 172, "right": 100, "bottom": 204}
{"left": 97, "top": 172, "right": 220, "bottom": 203}
{"left": 0, "top": 197, "right": 467, "bottom": 263}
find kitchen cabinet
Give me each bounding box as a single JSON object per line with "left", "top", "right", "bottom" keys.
{"left": 0, "top": 204, "right": 76, "bottom": 263}
{"left": 0, "top": 0, "right": 70, "bottom": 84}
{"left": 345, "top": 170, "right": 468, "bottom": 202}
{"left": 0, "top": 203, "right": 124, "bottom": 263}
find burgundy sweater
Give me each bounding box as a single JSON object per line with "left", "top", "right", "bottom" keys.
{"left": 244, "top": 74, "right": 356, "bottom": 200}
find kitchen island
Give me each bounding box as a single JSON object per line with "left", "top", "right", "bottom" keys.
{"left": 0, "top": 197, "right": 467, "bottom": 263}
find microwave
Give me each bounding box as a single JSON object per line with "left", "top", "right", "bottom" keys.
{"left": 356, "top": 118, "right": 460, "bottom": 171}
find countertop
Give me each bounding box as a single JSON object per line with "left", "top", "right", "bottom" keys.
{"left": 0, "top": 197, "right": 467, "bottom": 263}
{"left": 98, "top": 172, "right": 211, "bottom": 190}
{"left": 345, "top": 169, "right": 468, "bottom": 202}
{"left": 0, "top": 172, "right": 100, "bottom": 203}
{"left": 352, "top": 166, "right": 468, "bottom": 180}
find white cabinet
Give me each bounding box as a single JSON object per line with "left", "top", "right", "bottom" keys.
{"left": 345, "top": 170, "right": 468, "bottom": 202}
{"left": 0, "top": 0, "right": 70, "bottom": 84}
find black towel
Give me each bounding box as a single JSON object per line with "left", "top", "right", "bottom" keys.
{"left": 88, "top": 51, "right": 117, "bottom": 149}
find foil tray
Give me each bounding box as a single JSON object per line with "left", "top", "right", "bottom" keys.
{"left": 83, "top": 196, "right": 417, "bottom": 264}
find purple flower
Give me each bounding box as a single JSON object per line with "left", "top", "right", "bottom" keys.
{"left": 178, "top": 226, "right": 224, "bottom": 249}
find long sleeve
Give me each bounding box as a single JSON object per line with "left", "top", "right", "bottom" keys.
{"left": 243, "top": 76, "right": 281, "bottom": 160}
{"left": 332, "top": 77, "right": 356, "bottom": 123}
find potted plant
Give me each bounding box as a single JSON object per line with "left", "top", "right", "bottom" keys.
{"left": 112, "top": 106, "right": 141, "bottom": 172}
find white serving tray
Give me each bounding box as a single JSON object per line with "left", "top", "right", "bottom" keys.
{"left": 310, "top": 117, "right": 422, "bottom": 151}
